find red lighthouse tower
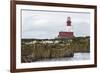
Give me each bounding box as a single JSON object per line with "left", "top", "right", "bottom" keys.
{"left": 58, "top": 17, "right": 74, "bottom": 38}
{"left": 67, "top": 17, "right": 71, "bottom": 26}
{"left": 66, "top": 17, "right": 72, "bottom": 32}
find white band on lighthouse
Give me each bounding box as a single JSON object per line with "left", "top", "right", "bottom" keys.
{"left": 67, "top": 26, "right": 73, "bottom": 32}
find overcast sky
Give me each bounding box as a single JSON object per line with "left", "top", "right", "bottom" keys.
{"left": 21, "top": 9, "right": 90, "bottom": 39}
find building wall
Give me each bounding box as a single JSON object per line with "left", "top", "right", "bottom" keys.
{"left": 58, "top": 32, "right": 74, "bottom": 38}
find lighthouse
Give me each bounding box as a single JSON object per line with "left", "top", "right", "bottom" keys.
{"left": 66, "top": 17, "right": 72, "bottom": 32}
{"left": 58, "top": 17, "right": 74, "bottom": 38}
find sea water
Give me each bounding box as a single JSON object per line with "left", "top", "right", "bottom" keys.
{"left": 37, "top": 53, "right": 90, "bottom": 62}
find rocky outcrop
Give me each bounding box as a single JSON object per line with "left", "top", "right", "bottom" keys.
{"left": 21, "top": 43, "right": 74, "bottom": 62}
